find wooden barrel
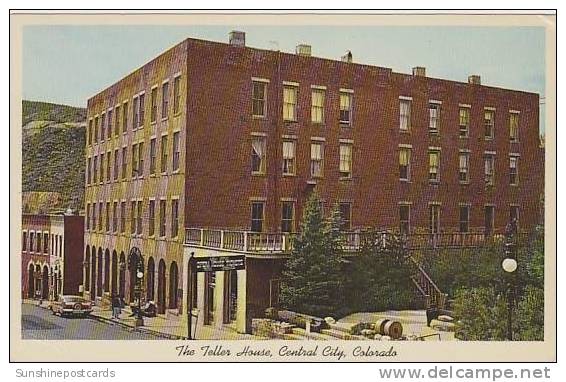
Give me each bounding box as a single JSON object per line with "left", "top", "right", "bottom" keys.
{"left": 375, "top": 319, "right": 403, "bottom": 339}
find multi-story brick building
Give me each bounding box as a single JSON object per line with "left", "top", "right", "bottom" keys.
{"left": 21, "top": 213, "right": 84, "bottom": 300}
{"left": 84, "top": 31, "right": 542, "bottom": 334}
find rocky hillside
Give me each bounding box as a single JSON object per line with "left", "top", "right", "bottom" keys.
{"left": 22, "top": 101, "right": 86, "bottom": 211}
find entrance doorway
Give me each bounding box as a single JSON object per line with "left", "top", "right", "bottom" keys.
{"left": 223, "top": 270, "right": 238, "bottom": 324}
{"left": 42, "top": 266, "right": 49, "bottom": 299}
{"left": 157, "top": 259, "right": 166, "bottom": 314}
{"left": 204, "top": 272, "right": 215, "bottom": 325}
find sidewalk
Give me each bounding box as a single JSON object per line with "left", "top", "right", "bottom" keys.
{"left": 23, "top": 299, "right": 258, "bottom": 340}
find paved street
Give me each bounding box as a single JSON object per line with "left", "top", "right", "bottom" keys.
{"left": 21, "top": 303, "right": 162, "bottom": 340}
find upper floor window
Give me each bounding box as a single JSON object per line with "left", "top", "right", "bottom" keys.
{"left": 428, "top": 150, "right": 441, "bottom": 182}
{"left": 251, "top": 202, "right": 264, "bottom": 232}
{"left": 106, "top": 151, "right": 111, "bottom": 182}
{"left": 281, "top": 201, "right": 295, "bottom": 233}
{"left": 459, "top": 152, "right": 470, "bottom": 183}
{"left": 107, "top": 109, "right": 113, "bottom": 138}
{"left": 160, "top": 135, "right": 168, "bottom": 173}
{"left": 150, "top": 87, "right": 158, "bottom": 123}
{"left": 130, "top": 201, "right": 137, "bottom": 235}
{"left": 99, "top": 153, "right": 105, "bottom": 183}
{"left": 105, "top": 202, "right": 110, "bottom": 232}
{"left": 339, "top": 143, "right": 353, "bottom": 179}
{"left": 122, "top": 101, "right": 128, "bottom": 133}
{"left": 121, "top": 147, "right": 127, "bottom": 180}
{"left": 429, "top": 103, "right": 440, "bottom": 133}
{"left": 131, "top": 144, "right": 138, "bottom": 178}
{"left": 86, "top": 204, "right": 90, "bottom": 230}
{"left": 138, "top": 93, "right": 145, "bottom": 127}
{"left": 283, "top": 85, "right": 298, "bottom": 121}
{"left": 399, "top": 204, "right": 410, "bottom": 235}
{"left": 311, "top": 89, "right": 325, "bottom": 123}
{"left": 251, "top": 136, "right": 266, "bottom": 174}
{"left": 149, "top": 200, "right": 156, "bottom": 236}
{"left": 136, "top": 200, "right": 143, "bottom": 235}
{"left": 87, "top": 157, "right": 92, "bottom": 184}
{"left": 399, "top": 147, "right": 411, "bottom": 181}
{"left": 339, "top": 202, "right": 352, "bottom": 230}
{"left": 88, "top": 119, "right": 93, "bottom": 145}
{"left": 120, "top": 201, "right": 126, "bottom": 233}
{"left": 459, "top": 205, "right": 470, "bottom": 233}
{"left": 172, "top": 132, "right": 180, "bottom": 172}
{"left": 171, "top": 199, "right": 179, "bottom": 238}
{"left": 114, "top": 105, "right": 120, "bottom": 136}
{"left": 138, "top": 142, "right": 144, "bottom": 177}
{"left": 22, "top": 231, "right": 27, "bottom": 251}
{"left": 101, "top": 113, "right": 106, "bottom": 141}
{"left": 510, "top": 112, "right": 519, "bottom": 142}
{"left": 94, "top": 116, "right": 99, "bottom": 143}
{"left": 510, "top": 156, "right": 519, "bottom": 185}
{"left": 162, "top": 81, "right": 170, "bottom": 119}
{"left": 113, "top": 149, "right": 119, "bottom": 181}
{"left": 132, "top": 96, "right": 139, "bottom": 128}
{"left": 173, "top": 75, "right": 181, "bottom": 114}
{"left": 159, "top": 199, "right": 166, "bottom": 237}
{"left": 282, "top": 140, "right": 296, "bottom": 176}
{"left": 112, "top": 202, "right": 118, "bottom": 233}
{"left": 484, "top": 109, "right": 495, "bottom": 139}
{"left": 339, "top": 92, "right": 353, "bottom": 126}
{"left": 399, "top": 99, "right": 411, "bottom": 131}
{"left": 150, "top": 138, "right": 157, "bottom": 175}
{"left": 459, "top": 107, "right": 470, "bottom": 137}
{"left": 252, "top": 81, "right": 267, "bottom": 117}
{"left": 484, "top": 154, "right": 495, "bottom": 186}
{"left": 310, "top": 142, "right": 324, "bottom": 178}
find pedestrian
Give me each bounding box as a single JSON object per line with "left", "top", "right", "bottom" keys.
{"left": 111, "top": 294, "right": 121, "bottom": 319}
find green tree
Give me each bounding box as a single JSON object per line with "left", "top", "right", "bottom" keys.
{"left": 279, "top": 192, "right": 346, "bottom": 318}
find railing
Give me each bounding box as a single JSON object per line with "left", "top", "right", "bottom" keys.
{"left": 409, "top": 257, "right": 448, "bottom": 310}
{"left": 185, "top": 228, "right": 495, "bottom": 254}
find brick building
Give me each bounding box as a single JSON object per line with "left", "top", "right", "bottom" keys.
{"left": 21, "top": 213, "right": 84, "bottom": 300}
{"left": 84, "top": 32, "right": 542, "bottom": 333}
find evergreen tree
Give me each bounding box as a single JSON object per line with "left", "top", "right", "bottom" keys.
{"left": 279, "top": 192, "right": 346, "bottom": 318}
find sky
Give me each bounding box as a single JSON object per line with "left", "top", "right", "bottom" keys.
{"left": 22, "top": 25, "right": 546, "bottom": 132}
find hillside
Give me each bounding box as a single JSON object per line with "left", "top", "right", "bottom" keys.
{"left": 22, "top": 100, "right": 86, "bottom": 211}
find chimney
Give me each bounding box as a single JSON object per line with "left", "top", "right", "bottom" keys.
{"left": 229, "top": 31, "right": 245, "bottom": 47}
{"left": 341, "top": 51, "right": 353, "bottom": 63}
{"left": 412, "top": 66, "right": 426, "bottom": 77}
{"left": 468, "top": 75, "right": 481, "bottom": 85}
{"left": 295, "top": 44, "right": 312, "bottom": 57}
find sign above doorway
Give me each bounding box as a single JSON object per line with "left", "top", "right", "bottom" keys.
{"left": 194, "top": 256, "right": 246, "bottom": 272}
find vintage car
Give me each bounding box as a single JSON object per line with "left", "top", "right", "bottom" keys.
{"left": 50, "top": 295, "right": 93, "bottom": 317}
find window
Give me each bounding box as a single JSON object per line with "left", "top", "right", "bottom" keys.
{"left": 429, "top": 103, "right": 440, "bottom": 133}
{"left": 149, "top": 200, "right": 155, "bottom": 236}
{"left": 43, "top": 233, "right": 49, "bottom": 253}
{"left": 105, "top": 202, "right": 110, "bottom": 232}
{"left": 173, "top": 75, "right": 181, "bottom": 114}
{"left": 252, "top": 81, "right": 267, "bottom": 117}
{"left": 122, "top": 101, "right": 128, "bottom": 133}
{"left": 86, "top": 204, "right": 90, "bottom": 230}
{"left": 281, "top": 201, "right": 295, "bottom": 233}
{"left": 283, "top": 85, "right": 298, "bottom": 121}
{"left": 150, "top": 138, "right": 157, "bottom": 174}
{"left": 459, "top": 152, "right": 470, "bottom": 183}
{"left": 484, "top": 110, "right": 495, "bottom": 139}
{"left": 251, "top": 202, "right": 264, "bottom": 232}
{"left": 459, "top": 205, "right": 470, "bottom": 233}
{"left": 399, "top": 204, "right": 410, "bottom": 235}
{"left": 139, "top": 93, "right": 145, "bottom": 126}
{"left": 106, "top": 151, "right": 111, "bottom": 182}
{"left": 282, "top": 140, "right": 295, "bottom": 175}
{"left": 429, "top": 204, "right": 441, "bottom": 234}
{"left": 137, "top": 200, "right": 143, "bottom": 235}
{"left": 101, "top": 113, "right": 106, "bottom": 141}
{"left": 112, "top": 202, "right": 118, "bottom": 233}
{"left": 510, "top": 113, "right": 519, "bottom": 142}
{"left": 459, "top": 107, "right": 470, "bottom": 137}
{"left": 172, "top": 132, "right": 180, "bottom": 171}
{"left": 399, "top": 148, "right": 411, "bottom": 181}
{"left": 428, "top": 151, "right": 440, "bottom": 182}
{"left": 87, "top": 158, "right": 92, "bottom": 184}
{"left": 29, "top": 232, "right": 35, "bottom": 253}
{"left": 23, "top": 231, "right": 28, "bottom": 251}
{"left": 120, "top": 202, "right": 126, "bottom": 233}
{"left": 339, "top": 202, "right": 352, "bottom": 230}
{"left": 251, "top": 136, "right": 266, "bottom": 174}
{"left": 510, "top": 156, "right": 519, "bottom": 185}
{"left": 94, "top": 116, "right": 99, "bottom": 143}
{"left": 510, "top": 206, "right": 519, "bottom": 226}
{"left": 121, "top": 147, "right": 127, "bottom": 180}
{"left": 114, "top": 105, "right": 120, "bottom": 136}
{"left": 150, "top": 87, "right": 158, "bottom": 123}
{"left": 162, "top": 82, "right": 169, "bottom": 119}
{"left": 98, "top": 202, "right": 103, "bottom": 231}
{"left": 138, "top": 142, "right": 144, "bottom": 177}
{"left": 131, "top": 144, "right": 138, "bottom": 178}
{"left": 88, "top": 119, "right": 93, "bottom": 145}
{"left": 91, "top": 205, "right": 96, "bottom": 232}
{"left": 107, "top": 109, "right": 113, "bottom": 138}
{"left": 485, "top": 154, "right": 495, "bottom": 186}
{"left": 132, "top": 96, "right": 139, "bottom": 129}
{"left": 171, "top": 199, "right": 179, "bottom": 238}
{"left": 99, "top": 153, "right": 104, "bottom": 183}
{"left": 36, "top": 233, "right": 41, "bottom": 253}
{"left": 310, "top": 142, "right": 324, "bottom": 178}
{"left": 93, "top": 156, "right": 98, "bottom": 183}
{"left": 159, "top": 200, "right": 166, "bottom": 237}
{"left": 160, "top": 135, "right": 168, "bottom": 173}
{"left": 130, "top": 201, "right": 136, "bottom": 234}
{"left": 339, "top": 144, "right": 353, "bottom": 179}
{"left": 485, "top": 206, "right": 495, "bottom": 236}
{"left": 113, "top": 149, "right": 119, "bottom": 181}
{"left": 339, "top": 92, "right": 352, "bottom": 125}
{"left": 399, "top": 99, "right": 411, "bottom": 131}
{"left": 311, "top": 89, "right": 325, "bottom": 123}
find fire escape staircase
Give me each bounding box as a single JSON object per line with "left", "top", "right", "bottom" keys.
{"left": 409, "top": 257, "right": 448, "bottom": 311}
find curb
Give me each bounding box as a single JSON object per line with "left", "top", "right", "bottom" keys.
{"left": 89, "top": 313, "right": 188, "bottom": 340}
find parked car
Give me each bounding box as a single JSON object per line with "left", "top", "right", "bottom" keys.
{"left": 51, "top": 295, "right": 92, "bottom": 318}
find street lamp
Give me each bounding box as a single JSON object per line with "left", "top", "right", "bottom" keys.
{"left": 502, "top": 218, "right": 518, "bottom": 341}
{"left": 135, "top": 270, "right": 144, "bottom": 327}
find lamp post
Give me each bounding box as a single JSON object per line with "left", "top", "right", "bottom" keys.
{"left": 135, "top": 270, "right": 144, "bottom": 327}
{"left": 502, "top": 218, "right": 518, "bottom": 341}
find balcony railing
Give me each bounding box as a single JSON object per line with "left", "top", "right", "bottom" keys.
{"left": 185, "top": 228, "right": 497, "bottom": 254}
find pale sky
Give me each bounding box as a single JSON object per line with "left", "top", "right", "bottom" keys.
{"left": 22, "top": 25, "right": 545, "bottom": 131}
